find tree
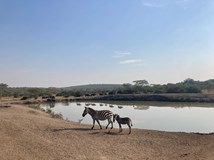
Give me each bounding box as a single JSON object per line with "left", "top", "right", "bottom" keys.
{"left": 184, "top": 78, "right": 195, "bottom": 84}
{"left": 133, "top": 80, "right": 149, "bottom": 87}
{"left": 28, "top": 88, "right": 41, "bottom": 98}
{"left": 0, "top": 83, "right": 8, "bottom": 100}
{"left": 123, "top": 83, "right": 132, "bottom": 88}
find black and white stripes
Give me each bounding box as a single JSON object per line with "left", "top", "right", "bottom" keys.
{"left": 82, "top": 107, "right": 113, "bottom": 130}
{"left": 113, "top": 114, "right": 133, "bottom": 134}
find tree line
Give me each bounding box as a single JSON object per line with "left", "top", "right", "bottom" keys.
{"left": 1, "top": 78, "right": 214, "bottom": 99}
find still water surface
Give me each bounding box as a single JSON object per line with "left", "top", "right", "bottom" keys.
{"left": 41, "top": 101, "right": 214, "bottom": 133}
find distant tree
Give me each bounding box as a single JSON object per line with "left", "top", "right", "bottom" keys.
{"left": 204, "top": 81, "right": 214, "bottom": 90}
{"left": 133, "top": 80, "right": 149, "bottom": 87}
{"left": 184, "top": 78, "right": 195, "bottom": 84}
{"left": 153, "top": 84, "right": 166, "bottom": 93}
{"left": 28, "top": 88, "right": 41, "bottom": 98}
{"left": 123, "top": 83, "right": 132, "bottom": 88}
{"left": 165, "top": 83, "right": 184, "bottom": 93}
{"left": 0, "top": 83, "right": 8, "bottom": 99}
{"left": 46, "top": 87, "right": 59, "bottom": 95}
{"left": 184, "top": 85, "right": 201, "bottom": 93}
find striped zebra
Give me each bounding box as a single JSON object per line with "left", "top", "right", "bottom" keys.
{"left": 113, "top": 114, "right": 133, "bottom": 134}
{"left": 82, "top": 107, "right": 113, "bottom": 130}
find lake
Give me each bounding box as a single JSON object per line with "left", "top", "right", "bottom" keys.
{"left": 40, "top": 101, "right": 214, "bottom": 133}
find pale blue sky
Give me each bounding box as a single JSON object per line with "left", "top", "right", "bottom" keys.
{"left": 0, "top": 0, "right": 214, "bottom": 87}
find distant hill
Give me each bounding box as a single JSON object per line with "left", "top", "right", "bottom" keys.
{"left": 62, "top": 84, "right": 123, "bottom": 91}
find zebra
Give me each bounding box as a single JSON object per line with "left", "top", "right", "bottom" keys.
{"left": 113, "top": 114, "right": 133, "bottom": 134}
{"left": 82, "top": 107, "right": 113, "bottom": 130}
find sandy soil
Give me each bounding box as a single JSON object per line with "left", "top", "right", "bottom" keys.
{"left": 1, "top": 104, "right": 214, "bottom": 160}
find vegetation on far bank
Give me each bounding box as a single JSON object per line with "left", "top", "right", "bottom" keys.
{"left": 1, "top": 78, "right": 214, "bottom": 100}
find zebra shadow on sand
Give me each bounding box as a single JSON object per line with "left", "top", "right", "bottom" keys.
{"left": 51, "top": 127, "right": 124, "bottom": 136}
{"left": 51, "top": 127, "right": 100, "bottom": 132}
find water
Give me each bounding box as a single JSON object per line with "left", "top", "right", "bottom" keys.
{"left": 41, "top": 101, "right": 214, "bottom": 133}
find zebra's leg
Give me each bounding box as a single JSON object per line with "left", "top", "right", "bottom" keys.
{"left": 96, "top": 120, "right": 102, "bottom": 129}
{"left": 110, "top": 120, "right": 113, "bottom": 129}
{"left": 106, "top": 119, "right": 113, "bottom": 129}
{"left": 127, "top": 123, "right": 131, "bottom": 134}
{"left": 119, "top": 124, "right": 122, "bottom": 133}
{"left": 91, "top": 119, "right": 95, "bottom": 129}
{"left": 106, "top": 119, "right": 110, "bottom": 129}
{"left": 106, "top": 119, "right": 112, "bottom": 134}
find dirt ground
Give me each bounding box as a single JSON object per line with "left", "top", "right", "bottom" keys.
{"left": 1, "top": 104, "right": 214, "bottom": 160}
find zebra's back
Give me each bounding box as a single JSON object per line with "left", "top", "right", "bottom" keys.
{"left": 94, "top": 110, "right": 113, "bottom": 121}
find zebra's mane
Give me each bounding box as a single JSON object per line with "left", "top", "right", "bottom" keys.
{"left": 87, "top": 107, "right": 96, "bottom": 115}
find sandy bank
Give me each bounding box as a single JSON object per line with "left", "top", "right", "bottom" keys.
{"left": 0, "top": 104, "right": 214, "bottom": 160}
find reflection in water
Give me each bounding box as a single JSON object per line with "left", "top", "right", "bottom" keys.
{"left": 118, "top": 106, "right": 123, "bottom": 109}
{"left": 40, "top": 101, "right": 214, "bottom": 133}
{"left": 84, "top": 103, "right": 97, "bottom": 106}
{"left": 49, "top": 102, "right": 56, "bottom": 108}
{"left": 96, "top": 101, "right": 214, "bottom": 108}
{"left": 40, "top": 102, "right": 56, "bottom": 109}
{"left": 133, "top": 105, "right": 150, "bottom": 110}
{"left": 62, "top": 101, "right": 69, "bottom": 106}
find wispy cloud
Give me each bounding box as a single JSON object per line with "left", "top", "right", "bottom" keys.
{"left": 142, "top": 0, "right": 195, "bottom": 9}
{"left": 112, "top": 51, "right": 131, "bottom": 58}
{"left": 113, "top": 51, "right": 145, "bottom": 66}
{"left": 120, "top": 59, "right": 142, "bottom": 64}
{"left": 142, "top": 2, "right": 163, "bottom": 8}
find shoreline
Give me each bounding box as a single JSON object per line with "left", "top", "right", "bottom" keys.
{"left": 88, "top": 93, "right": 214, "bottom": 103}
{"left": 1, "top": 93, "right": 214, "bottom": 105}
{"left": 2, "top": 99, "right": 214, "bottom": 135}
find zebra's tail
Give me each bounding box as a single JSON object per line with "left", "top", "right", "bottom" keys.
{"left": 130, "top": 119, "right": 133, "bottom": 127}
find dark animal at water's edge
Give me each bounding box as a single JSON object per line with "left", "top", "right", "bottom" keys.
{"left": 113, "top": 114, "right": 133, "bottom": 134}
{"left": 20, "top": 96, "right": 28, "bottom": 100}
{"left": 82, "top": 107, "right": 113, "bottom": 130}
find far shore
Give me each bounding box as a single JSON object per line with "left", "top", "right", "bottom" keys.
{"left": 1, "top": 93, "right": 214, "bottom": 105}
{"left": 87, "top": 93, "right": 214, "bottom": 103}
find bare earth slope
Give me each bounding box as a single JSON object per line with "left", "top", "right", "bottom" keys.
{"left": 1, "top": 105, "right": 214, "bottom": 160}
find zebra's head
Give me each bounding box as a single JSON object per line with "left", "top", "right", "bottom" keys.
{"left": 82, "top": 107, "right": 89, "bottom": 117}
{"left": 113, "top": 114, "right": 119, "bottom": 122}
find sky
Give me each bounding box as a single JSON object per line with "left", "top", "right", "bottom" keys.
{"left": 0, "top": 0, "right": 214, "bottom": 87}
